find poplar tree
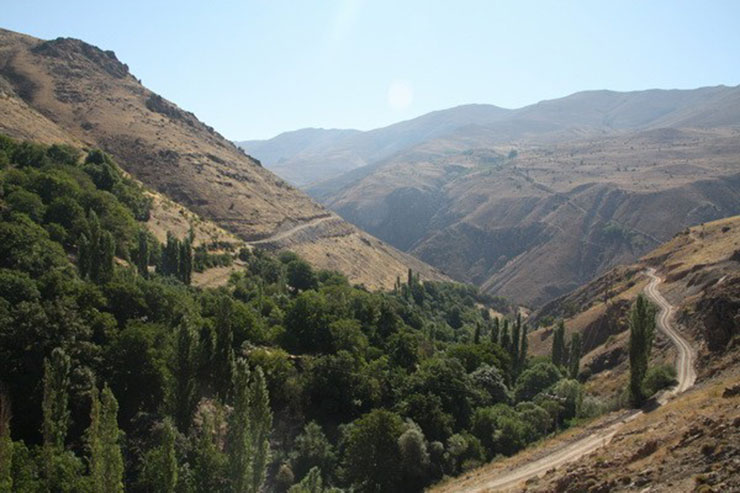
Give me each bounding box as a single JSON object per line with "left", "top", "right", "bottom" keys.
{"left": 519, "top": 323, "right": 529, "bottom": 371}
{"left": 135, "top": 229, "right": 149, "bottom": 278}
{"left": 473, "top": 323, "right": 481, "bottom": 344}
{"left": 0, "top": 392, "right": 12, "bottom": 493}
{"left": 77, "top": 233, "right": 90, "bottom": 278}
{"left": 629, "top": 294, "right": 656, "bottom": 406}
{"left": 179, "top": 237, "right": 192, "bottom": 285}
{"left": 511, "top": 315, "right": 521, "bottom": 366}
{"left": 143, "top": 419, "right": 178, "bottom": 493}
{"left": 227, "top": 360, "right": 272, "bottom": 493}
{"left": 551, "top": 321, "right": 566, "bottom": 367}
{"left": 568, "top": 332, "right": 582, "bottom": 379}
{"left": 42, "top": 348, "right": 71, "bottom": 484}
{"left": 87, "top": 386, "right": 103, "bottom": 491}
{"left": 248, "top": 367, "right": 271, "bottom": 493}
{"left": 193, "top": 407, "right": 226, "bottom": 493}
{"left": 98, "top": 231, "right": 116, "bottom": 283}
{"left": 172, "top": 322, "right": 198, "bottom": 432}
{"left": 490, "top": 317, "right": 500, "bottom": 344}
{"left": 88, "top": 385, "right": 124, "bottom": 493}
{"left": 227, "top": 359, "right": 252, "bottom": 493}
{"left": 500, "top": 320, "right": 511, "bottom": 354}
{"left": 214, "top": 296, "right": 235, "bottom": 400}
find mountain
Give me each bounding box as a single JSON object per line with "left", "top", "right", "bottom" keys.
{"left": 243, "top": 86, "right": 740, "bottom": 306}
{"left": 0, "top": 27, "right": 444, "bottom": 290}
{"left": 236, "top": 104, "right": 512, "bottom": 186}
{"left": 433, "top": 214, "right": 740, "bottom": 492}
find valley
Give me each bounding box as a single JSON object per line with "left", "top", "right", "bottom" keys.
{"left": 243, "top": 88, "right": 740, "bottom": 306}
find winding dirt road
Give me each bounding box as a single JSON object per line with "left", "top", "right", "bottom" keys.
{"left": 451, "top": 268, "right": 696, "bottom": 492}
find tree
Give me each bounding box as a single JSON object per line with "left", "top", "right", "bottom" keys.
{"left": 568, "top": 332, "right": 582, "bottom": 379}
{"left": 519, "top": 324, "right": 528, "bottom": 372}
{"left": 193, "top": 407, "right": 227, "bottom": 493}
{"left": 171, "top": 322, "right": 198, "bottom": 432}
{"left": 629, "top": 294, "right": 656, "bottom": 407}
{"left": 490, "top": 317, "right": 499, "bottom": 344}
{"left": 142, "top": 419, "right": 178, "bottom": 493}
{"left": 286, "top": 259, "right": 318, "bottom": 292}
{"left": 214, "top": 296, "right": 235, "bottom": 399}
{"left": 0, "top": 392, "right": 12, "bottom": 493}
{"left": 342, "top": 409, "right": 403, "bottom": 492}
{"left": 288, "top": 466, "right": 333, "bottom": 493}
{"left": 88, "top": 385, "right": 124, "bottom": 493}
{"left": 227, "top": 359, "right": 253, "bottom": 493}
{"left": 179, "top": 237, "right": 192, "bottom": 285}
{"left": 511, "top": 314, "right": 521, "bottom": 367}
{"left": 42, "top": 348, "right": 71, "bottom": 487}
{"left": 500, "top": 320, "right": 510, "bottom": 354}
{"left": 398, "top": 423, "right": 430, "bottom": 491}
{"left": 247, "top": 367, "right": 271, "bottom": 493}
{"left": 134, "top": 230, "right": 149, "bottom": 278}
{"left": 290, "top": 422, "right": 335, "bottom": 482}
{"left": 551, "top": 320, "right": 566, "bottom": 367}
{"left": 226, "top": 360, "right": 272, "bottom": 493}
{"left": 97, "top": 231, "right": 116, "bottom": 284}
{"left": 514, "top": 362, "right": 562, "bottom": 402}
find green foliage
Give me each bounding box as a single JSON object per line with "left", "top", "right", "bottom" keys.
{"left": 643, "top": 363, "right": 677, "bottom": 397}
{"left": 0, "top": 393, "right": 12, "bottom": 493}
{"left": 341, "top": 409, "right": 403, "bottom": 492}
{"left": 287, "top": 259, "right": 318, "bottom": 292}
{"left": 629, "top": 294, "right": 656, "bottom": 406}
{"left": 142, "top": 419, "right": 178, "bottom": 493}
{"left": 514, "top": 362, "right": 562, "bottom": 402}
{"left": 0, "top": 133, "right": 604, "bottom": 493}
{"left": 551, "top": 320, "right": 567, "bottom": 367}
{"left": 289, "top": 422, "right": 335, "bottom": 483}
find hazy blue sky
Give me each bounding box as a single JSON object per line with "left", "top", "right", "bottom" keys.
{"left": 5, "top": 1, "right": 740, "bottom": 139}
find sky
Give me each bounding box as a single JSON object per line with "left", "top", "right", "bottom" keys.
{"left": 4, "top": 1, "right": 740, "bottom": 140}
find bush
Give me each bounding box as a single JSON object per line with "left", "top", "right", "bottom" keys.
{"left": 643, "top": 364, "right": 677, "bottom": 397}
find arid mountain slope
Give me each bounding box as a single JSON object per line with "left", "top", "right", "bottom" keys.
{"left": 320, "top": 124, "right": 740, "bottom": 306}
{"left": 434, "top": 215, "right": 740, "bottom": 492}
{"left": 237, "top": 104, "right": 512, "bottom": 186}
{"left": 0, "top": 27, "right": 444, "bottom": 290}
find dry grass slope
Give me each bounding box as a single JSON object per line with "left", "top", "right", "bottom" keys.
{"left": 0, "top": 27, "right": 445, "bottom": 289}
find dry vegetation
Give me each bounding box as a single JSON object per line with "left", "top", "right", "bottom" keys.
{"left": 0, "top": 27, "right": 444, "bottom": 290}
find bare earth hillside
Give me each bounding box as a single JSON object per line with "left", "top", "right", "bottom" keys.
{"left": 0, "top": 27, "right": 444, "bottom": 290}
{"left": 432, "top": 215, "right": 740, "bottom": 492}
{"left": 243, "top": 87, "right": 740, "bottom": 306}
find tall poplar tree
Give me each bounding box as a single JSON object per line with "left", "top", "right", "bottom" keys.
{"left": 42, "top": 348, "right": 71, "bottom": 485}
{"left": 551, "top": 321, "right": 566, "bottom": 367}
{"left": 142, "top": 419, "right": 178, "bottom": 493}
{"left": 629, "top": 294, "right": 656, "bottom": 406}
{"left": 248, "top": 367, "right": 271, "bottom": 493}
{"left": 88, "top": 385, "right": 124, "bottom": 493}
{"left": 0, "top": 392, "right": 12, "bottom": 493}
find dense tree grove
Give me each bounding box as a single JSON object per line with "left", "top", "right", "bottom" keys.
{"left": 0, "top": 135, "right": 602, "bottom": 491}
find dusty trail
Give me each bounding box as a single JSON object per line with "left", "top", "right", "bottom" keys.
{"left": 246, "top": 214, "right": 334, "bottom": 245}
{"left": 448, "top": 268, "right": 696, "bottom": 492}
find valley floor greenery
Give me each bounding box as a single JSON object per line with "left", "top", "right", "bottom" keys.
{"left": 0, "top": 135, "right": 603, "bottom": 492}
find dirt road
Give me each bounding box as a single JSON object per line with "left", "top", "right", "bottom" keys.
{"left": 645, "top": 267, "right": 697, "bottom": 394}
{"left": 246, "top": 214, "right": 334, "bottom": 245}
{"left": 447, "top": 268, "right": 696, "bottom": 492}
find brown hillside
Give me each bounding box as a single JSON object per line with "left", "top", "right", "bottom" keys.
{"left": 319, "top": 123, "right": 740, "bottom": 306}
{"left": 0, "top": 28, "right": 444, "bottom": 290}
{"left": 433, "top": 216, "right": 740, "bottom": 493}
{"left": 531, "top": 215, "right": 740, "bottom": 401}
